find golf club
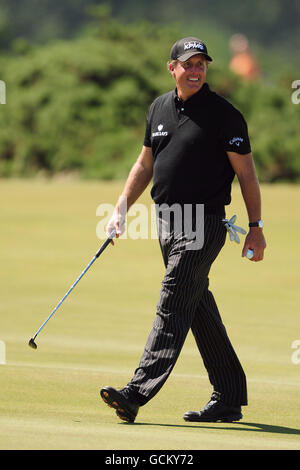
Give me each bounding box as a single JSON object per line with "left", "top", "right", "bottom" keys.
{"left": 28, "top": 230, "right": 116, "bottom": 349}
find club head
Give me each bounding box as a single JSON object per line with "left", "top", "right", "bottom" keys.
{"left": 28, "top": 338, "right": 37, "bottom": 350}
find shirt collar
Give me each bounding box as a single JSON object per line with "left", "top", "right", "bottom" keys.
{"left": 173, "top": 82, "right": 210, "bottom": 107}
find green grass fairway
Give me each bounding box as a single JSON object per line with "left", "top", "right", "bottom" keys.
{"left": 1, "top": 179, "right": 300, "bottom": 450}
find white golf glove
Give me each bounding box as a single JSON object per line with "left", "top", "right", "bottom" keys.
{"left": 222, "top": 215, "right": 247, "bottom": 244}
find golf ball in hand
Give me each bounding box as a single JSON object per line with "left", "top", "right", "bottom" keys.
{"left": 246, "top": 249, "right": 254, "bottom": 259}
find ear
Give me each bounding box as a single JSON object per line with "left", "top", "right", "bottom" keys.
{"left": 168, "top": 62, "right": 176, "bottom": 77}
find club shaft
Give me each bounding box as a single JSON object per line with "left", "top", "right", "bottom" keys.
{"left": 32, "top": 232, "right": 115, "bottom": 340}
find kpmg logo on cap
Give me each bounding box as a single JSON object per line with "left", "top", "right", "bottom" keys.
{"left": 184, "top": 41, "right": 205, "bottom": 52}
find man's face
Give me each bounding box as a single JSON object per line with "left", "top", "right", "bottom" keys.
{"left": 169, "top": 54, "right": 207, "bottom": 101}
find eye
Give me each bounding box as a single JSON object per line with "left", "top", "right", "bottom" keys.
{"left": 182, "top": 62, "right": 191, "bottom": 69}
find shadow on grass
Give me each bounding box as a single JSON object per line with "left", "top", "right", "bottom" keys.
{"left": 122, "top": 422, "right": 300, "bottom": 436}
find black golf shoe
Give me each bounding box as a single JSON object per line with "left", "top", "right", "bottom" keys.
{"left": 100, "top": 386, "right": 140, "bottom": 423}
{"left": 183, "top": 399, "right": 242, "bottom": 423}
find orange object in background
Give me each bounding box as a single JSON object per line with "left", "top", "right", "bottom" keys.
{"left": 229, "top": 33, "right": 261, "bottom": 80}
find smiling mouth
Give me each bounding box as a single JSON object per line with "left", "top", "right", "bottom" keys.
{"left": 187, "top": 78, "right": 200, "bottom": 82}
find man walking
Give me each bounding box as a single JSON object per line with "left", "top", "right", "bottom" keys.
{"left": 100, "top": 37, "right": 266, "bottom": 423}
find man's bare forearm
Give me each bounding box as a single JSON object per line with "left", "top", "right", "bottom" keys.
{"left": 115, "top": 146, "right": 153, "bottom": 213}
{"left": 227, "top": 152, "right": 266, "bottom": 260}
{"left": 238, "top": 170, "right": 262, "bottom": 223}
{"left": 118, "top": 161, "right": 152, "bottom": 210}
{"left": 106, "top": 147, "right": 153, "bottom": 240}
{"left": 227, "top": 152, "right": 262, "bottom": 222}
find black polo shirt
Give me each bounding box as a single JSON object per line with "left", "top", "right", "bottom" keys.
{"left": 144, "top": 83, "right": 251, "bottom": 214}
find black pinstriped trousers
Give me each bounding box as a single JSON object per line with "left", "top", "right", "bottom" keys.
{"left": 128, "top": 214, "right": 248, "bottom": 406}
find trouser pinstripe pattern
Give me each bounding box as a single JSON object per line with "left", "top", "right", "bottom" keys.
{"left": 128, "top": 214, "right": 248, "bottom": 406}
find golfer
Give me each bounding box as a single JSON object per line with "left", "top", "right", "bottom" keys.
{"left": 100, "top": 37, "right": 266, "bottom": 423}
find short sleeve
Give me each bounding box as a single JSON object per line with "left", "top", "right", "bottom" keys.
{"left": 143, "top": 116, "right": 152, "bottom": 147}
{"left": 143, "top": 102, "right": 155, "bottom": 148}
{"left": 220, "top": 108, "right": 251, "bottom": 154}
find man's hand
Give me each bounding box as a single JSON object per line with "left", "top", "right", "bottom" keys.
{"left": 242, "top": 228, "right": 266, "bottom": 261}
{"left": 106, "top": 196, "right": 127, "bottom": 246}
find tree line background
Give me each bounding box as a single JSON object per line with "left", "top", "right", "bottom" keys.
{"left": 0, "top": 0, "right": 299, "bottom": 182}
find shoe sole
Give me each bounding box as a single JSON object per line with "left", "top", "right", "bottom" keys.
{"left": 183, "top": 413, "right": 242, "bottom": 423}
{"left": 100, "top": 386, "right": 136, "bottom": 423}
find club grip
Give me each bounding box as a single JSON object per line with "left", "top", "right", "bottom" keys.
{"left": 95, "top": 230, "right": 116, "bottom": 258}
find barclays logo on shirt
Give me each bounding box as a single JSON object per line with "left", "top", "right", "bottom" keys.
{"left": 152, "top": 124, "right": 168, "bottom": 138}
{"left": 229, "top": 137, "right": 244, "bottom": 147}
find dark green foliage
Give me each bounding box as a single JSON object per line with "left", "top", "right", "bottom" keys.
{"left": 208, "top": 66, "right": 300, "bottom": 182}
{"left": 0, "top": 17, "right": 177, "bottom": 179}
{"left": 0, "top": 0, "right": 299, "bottom": 54}
{"left": 0, "top": 12, "right": 299, "bottom": 182}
